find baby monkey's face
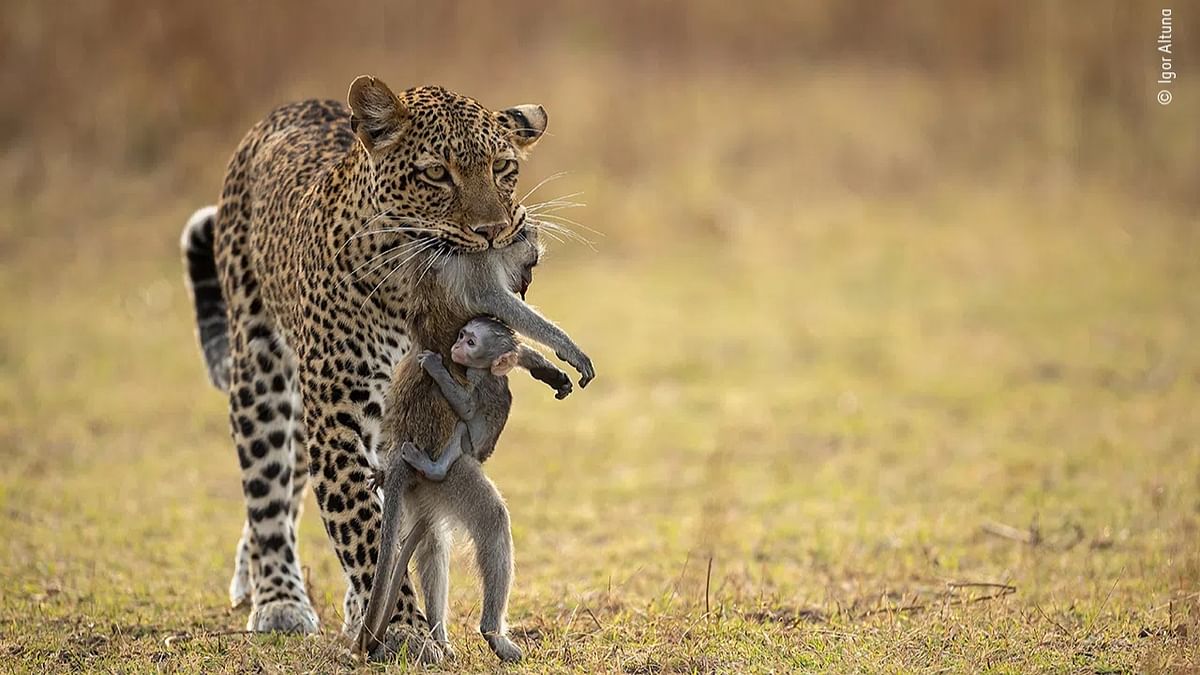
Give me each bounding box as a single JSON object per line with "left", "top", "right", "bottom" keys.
{"left": 450, "top": 318, "right": 519, "bottom": 375}
{"left": 450, "top": 324, "right": 493, "bottom": 368}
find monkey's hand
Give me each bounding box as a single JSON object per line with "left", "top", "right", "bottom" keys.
{"left": 528, "top": 364, "right": 573, "bottom": 399}
{"left": 555, "top": 347, "right": 595, "bottom": 388}
{"left": 417, "top": 350, "right": 442, "bottom": 373}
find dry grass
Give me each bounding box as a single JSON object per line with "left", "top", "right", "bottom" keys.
{"left": 2, "top": 2, "right": 1199, "bottom": 672}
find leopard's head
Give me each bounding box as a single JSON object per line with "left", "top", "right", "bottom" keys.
{"left": 347, "top": 75, "right": 547, "bottom": 254}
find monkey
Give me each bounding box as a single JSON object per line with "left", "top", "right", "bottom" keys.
{"left": 357, "top": 225, "right": 593, "bottom": 663}
{"left": 398, "top": 317, "right": 551, "bottom": 481}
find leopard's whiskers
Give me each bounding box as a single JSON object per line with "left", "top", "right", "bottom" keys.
{"left": 525, "top": 202, "right": 586, "bottom": 216}
{"left": 415, "top": 246, "right": 445, "bottom": 289}
{"left": 531, "top": 210, "right": 602, "bottom": 236}
{"left": 333, "top": 211, "right": 436, "bottom": 260}
{"left": 523, "top": 191, "right": 585, "bottom": 213}
{"left": 381, "top": 238, "right": 443, "bottom": 280}
{"left": 530, "top": 217, "right": 597, "bottom": 250}
{"left": 358, "top": 241, "right": 440, "bottom": 311}
{"left": 519, "top": 171, "right": 569, "bottom": 203}
{"left": 332, "top": 205, "right": 398, "bottom": 256}
{"left": 340, "top": 236, "right": 438, "bottom": 286}
{"left": 346, "top": 225, "right": 440, "bottom": 243}
{"left": 535, "top": 228, "right": 566, "bottom": 245}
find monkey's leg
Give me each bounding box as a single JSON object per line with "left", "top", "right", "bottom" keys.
{"left": 415, "top": 523, "right": 454, "bottom": 656}
{"left": 420, "top": 356, "right": 477, "bottom": 420}
{"left": 438, "top": 459, "right": 522, "bottom": 663}
{"left": 399, "top": 424, "right": 468, "bottom": 482}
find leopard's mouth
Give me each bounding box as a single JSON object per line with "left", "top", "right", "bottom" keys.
{"left": 488, "top": 211, "right": 528, "bottom": 251}
{"left": 403, "top": 217, "right": 528, "bottom": 258}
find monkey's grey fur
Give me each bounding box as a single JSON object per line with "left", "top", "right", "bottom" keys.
{"left": 356, "top": 226, "right": 593, "bottom": 662}
{"left": 401, "top": 319, "right": 569, "bottom": 480}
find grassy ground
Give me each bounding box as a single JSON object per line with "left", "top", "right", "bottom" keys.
{"left": 2, "top": 175, "right": 1198, "bottom": 672}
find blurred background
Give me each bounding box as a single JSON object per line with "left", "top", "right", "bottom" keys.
{"left": 2, "top": 0, "right": 1196, "bottom": 241}
{"left": 2, "top": 1, "right": 1199, "bottom": 670}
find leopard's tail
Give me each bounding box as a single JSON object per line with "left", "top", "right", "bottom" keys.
{"left": 181, "top": 205, "right": 231, "bottom": 391}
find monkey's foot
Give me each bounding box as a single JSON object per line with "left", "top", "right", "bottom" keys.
{"left": 483, "top": 631, "right": 523, "bottom": 663}
{"left": 368, "top": 624, "right": 446, "bottom": 665}
{"left": 399, "top": 442, "right": 449, "bottom": 482}
{"left": 247, "top": 599, "right": 320, "bottom": 634}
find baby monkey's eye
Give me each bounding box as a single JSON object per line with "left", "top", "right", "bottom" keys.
{"left": 422, "top": 165, "right": 450, "bottom": 183}
{"left": 492, "top": 158, "right": 516, "bottom": 175}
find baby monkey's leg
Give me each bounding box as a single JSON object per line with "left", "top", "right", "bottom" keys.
{"left": 399, "top": 423, "right": 469, "bottom": 482}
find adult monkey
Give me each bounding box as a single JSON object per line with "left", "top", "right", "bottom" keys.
{"left": 181, "top": 76, "right": 590, "bottom": 661}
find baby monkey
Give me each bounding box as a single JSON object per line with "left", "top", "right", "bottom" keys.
{"left": 400, "top": 316, "right": 565, "bottom": 480}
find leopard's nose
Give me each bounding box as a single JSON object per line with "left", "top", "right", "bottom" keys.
{"left": 473, "top": 222, "right": 507, "bottom": 241}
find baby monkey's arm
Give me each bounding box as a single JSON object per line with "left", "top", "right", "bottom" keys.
{"left": 399, "top": 422, "right": 469, "bottom": 482}
{"left": 517, "top": 344, "right": 573, "bottom": 400}
{"left": 418, "top": 350, "right": 476, "bottom": 420}
{"left": 419, "top": 350, "right": 491, "bottom": 447}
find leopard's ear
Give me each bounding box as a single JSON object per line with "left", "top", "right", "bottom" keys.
{"left": 495, "top": 104, "right": 548, "bottom": 155}
{"left": 348, "top": 75, "right": 410, "bottom": 152}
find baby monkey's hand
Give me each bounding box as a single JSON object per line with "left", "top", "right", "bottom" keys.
{"left": 527, "top": 364, "right": 573, "bottom": 399}
{"left": 417, "top": 349, "right": 442, "bottom": 373}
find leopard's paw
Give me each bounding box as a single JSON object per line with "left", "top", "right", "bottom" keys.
{"left": 248, "top": 599, "right": 320, "bottom": 635}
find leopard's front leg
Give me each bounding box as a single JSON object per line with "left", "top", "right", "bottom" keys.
{"left": 299, "top": 353, "right": 445, "bottom": 664}
{"left": 229, "top": 420, "right": 309, "bottom": 609}
{"left": 226, "top": 321, "right": 318, "bottom": 634}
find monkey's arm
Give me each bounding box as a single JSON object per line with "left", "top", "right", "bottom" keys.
{"left": 517, "top": 344, "right": 573, "bottom": 399}
{"left": 399, "top": 423, "right": 469, "bottom": 482}
{"left": 418, "top": 350, "right": 477, "bottom": 420}
{"left": 468, "top": 289, "right": 595, "bottom": 387}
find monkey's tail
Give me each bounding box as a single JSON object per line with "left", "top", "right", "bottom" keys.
{"left": 358, "top": 493, "right": 429, "bottom": 656}
{"left": 180, "top": 205, "right": 231, "bottom": 391}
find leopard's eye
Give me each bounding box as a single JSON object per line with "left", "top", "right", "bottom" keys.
{"left": 422, "top": 165, "right": 449, "bottom": 182}
{"left": 492, "top": 158, "right": 515, "bottom": 175}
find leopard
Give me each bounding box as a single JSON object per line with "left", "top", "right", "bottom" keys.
{"left": 179, "top": 75, "right": 589, "bottom": 663}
